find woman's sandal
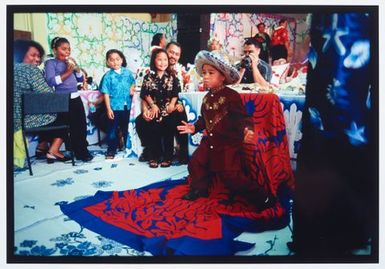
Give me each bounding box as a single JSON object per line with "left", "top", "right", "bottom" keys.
{"left": 160, "top": 160, "right": 172, "bottom": 168}
{"left": 149, "top": 160, "right": 159, "bottom": 168}
{"left": 46, "top": 152, "right": 71, "bottom": 164}
{"left": 105, "top": 152, "right": 115, "bottom": 160}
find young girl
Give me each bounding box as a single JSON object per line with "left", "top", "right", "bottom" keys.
{"left": 45, "top": 37, "right": 93, "bottom": 162}
{"left": 139, "top": 48, "right": 182, "bottom": 168}
{"left": 100, "top": 49, "right": 136, "bottom": 159}
{"left": 177, "top": 50, "right": 271, "bottom": 209}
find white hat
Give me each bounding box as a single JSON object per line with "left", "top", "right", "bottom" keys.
{"left": 194, "top": 50, "right": 240, "bottom": 84}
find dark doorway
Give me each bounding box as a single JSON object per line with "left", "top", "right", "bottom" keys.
{"left": 14, "top": 30, "right": 31, "bottom": 40}
{"left": 177, "top": 13, "right": 210, "bottom": 66}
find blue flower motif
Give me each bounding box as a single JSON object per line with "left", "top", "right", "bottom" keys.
{"left": 92, "top": 181, "right": 113, "bottom": 189}
{"left": 77, "top": 241, "right": 91, "bottom": 250}
{"left": 73, "top": 169, "right": 89, "bottom": 175}
{"left": 68, "top": 248, "right": 85, "bottom": 256}
{"left": 30, "top": 245, "right": 56, "bottom": 256}
{"left": 344, "top": 121, "right": 367, "bottom": 146}
{"left": 18, "top": 250, "right": 31, "bottom": 256}
{"left": 191, "top": 131, "right": 203, "bottom": 146}
{"left": 67, "top": 232, "right": 86, "bottom": 239}
{"left": 343, "top": 39, "right": 370, "bottom": 69}
{"left": 20, "top": 240, "right": 37, "bottom": 248}
{"left": 308, "top": 107, "right": 324, "bottom": 131}
{"left": 180, "top": 98, "right": 197, "bottom": 122}
{"left": 308, "top": 47, "right": 318, "bottom": 69}
{"left": 326, "top": 78, "right": 350, "bottom": 109}
{"left": 55, "top": 243, "right": 67, "bottom": 249}
{"left": 322, "top": 13, "right": 349, "bottom": 56}
{"left": 366, "top": 86, "right": 371, "bottom": 110}
{"left": 244, "top": 100, "right": 256, "bottom": 116}
{"left": 102, "top": 244, "right": 114, "bottom": 251}
{"left": 95, "top": 236, "right": 124, "bottom": 255}
{"left": 51, "top": 177, "right": 74, "bottom": 187}
{"left": 59, "top": 242, "right": 98, "bottom": 256}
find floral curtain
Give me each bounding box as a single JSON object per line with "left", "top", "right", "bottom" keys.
{"left": 210, "top": 13, "right": 308, "bottom": 61}
{"left": 46, "top": 13, "right": 177, "bottom": 84}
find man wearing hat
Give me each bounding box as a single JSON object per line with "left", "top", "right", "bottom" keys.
{"left": 177, "top": 50, "right": 271, "bottom": 209}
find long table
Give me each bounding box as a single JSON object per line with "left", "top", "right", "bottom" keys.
{"left": 179, "top": 91, "right": 305, "bottom": 160}
{"left": 27, "top": 90, "right": 304, "bottom": 161}
{"left": 81, "top": 90, "right": 305, "bottom": 160}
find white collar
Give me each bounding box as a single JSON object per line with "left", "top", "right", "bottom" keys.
{"left": 113, "top": 68, "right": 122, "bottom": 74}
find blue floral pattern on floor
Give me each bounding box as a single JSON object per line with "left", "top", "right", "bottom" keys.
{"left": 15, "top": 228, "right": 146, "bottom": 256}
{"left": 51, "top": 178, "right": 75, "bottom": 187}
{"left": 92, "top": 181, "right": 113, "bottom": 189}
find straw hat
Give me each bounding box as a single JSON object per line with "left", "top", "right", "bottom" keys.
{"left": 194, "top": 50, "right": 240, "bottom": 84}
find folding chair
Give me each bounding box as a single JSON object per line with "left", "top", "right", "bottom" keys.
{"left": 21, "top": 92, "right": 75, "bottom": 175}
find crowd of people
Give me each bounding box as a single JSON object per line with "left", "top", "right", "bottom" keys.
{"left": 13, "top": 18, "right": 291, "bottom": 169}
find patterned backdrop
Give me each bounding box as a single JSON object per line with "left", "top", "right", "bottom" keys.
{"left": 46, "top": 13, "right": 178, "bottom": 84}
{"left": 210, "top": 13, "right": 310, "bottom": 62}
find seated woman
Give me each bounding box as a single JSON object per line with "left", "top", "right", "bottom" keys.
{"left": 13, "top": 39, "right": 70, "bottom": 167}
{"left": 138, "top": 48, "right": 183, "bottom": 168}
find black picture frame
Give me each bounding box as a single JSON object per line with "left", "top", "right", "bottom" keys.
{"left": 6, "top": 4, "right": 379, "bottom": 265}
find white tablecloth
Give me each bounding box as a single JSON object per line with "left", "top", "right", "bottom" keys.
{"left": 79, "top": 91, "right": 143, "bottom": 157}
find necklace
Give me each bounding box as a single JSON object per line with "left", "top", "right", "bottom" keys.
{"left": 209, "top": 85, "right": 225, "bottom": 93}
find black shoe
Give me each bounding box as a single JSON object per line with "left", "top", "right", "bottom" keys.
{"left": 35, "top": 147, "right": 48, "bottom": 159}
{"left": 182, "top": 189, "right": 208, "bottom": 201}
{"left": 176, "top": 148, "right": 189, "bottom": 164}
{"left": 46, "top": 152, "right": 71, "bottom": 164}
{"left": 139, "top": 152, "right": 148, "bottom": 162}
{"left": 77, "top": 153, "right": 94, "bottom": 162}
{"left": 178, "top": 157, "right": 189, "bottom": 165}
{"left": 287, "top": 241, "right": 297, "bottom": 252}
{"left": 105, "top": 152, "right": 115, "bottom": 160}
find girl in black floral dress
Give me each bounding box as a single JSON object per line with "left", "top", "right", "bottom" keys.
{"left": 139, "top": 48, "right": 182, "bottom": 168}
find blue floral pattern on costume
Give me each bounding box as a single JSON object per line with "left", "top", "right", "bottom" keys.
{"left": 326, "top": 78, "right": 349, "bottom": 108}
{"left": 308, "top": 107, "right": 324, "bottom": 131}
{"left": 321, "top": 14, "right": 349, "bottom": 55}
{"left": 344, "top": 121, "right": 367, "bottom": 146}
